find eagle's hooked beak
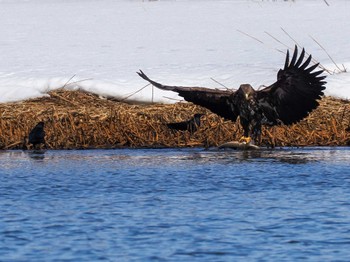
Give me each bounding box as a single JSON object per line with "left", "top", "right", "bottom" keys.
{"left": 245, "top": 93, "right": 249, "bottom": 100}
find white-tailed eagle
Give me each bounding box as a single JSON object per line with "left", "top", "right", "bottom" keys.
{"left": 137, "top": 46, "right": 326, "bottom": 144}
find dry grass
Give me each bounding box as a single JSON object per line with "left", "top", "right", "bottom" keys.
{"left": 0, "top": 89, "right": 349, "bottom": 149}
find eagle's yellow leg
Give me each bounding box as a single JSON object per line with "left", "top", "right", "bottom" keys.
{"left": 239, "top": 136, "right": 251, "bottom": 144}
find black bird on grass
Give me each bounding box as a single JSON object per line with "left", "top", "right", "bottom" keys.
{"left": 28, "top": 121, "right": 46, "bottom": 149}
{"left": 137, "top": 46, "right": 326, "bottom": 145}
{"left": 166, "top": 113, "right": 204, "bottom": 134}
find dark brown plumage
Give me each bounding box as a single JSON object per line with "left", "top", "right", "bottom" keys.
{"left": 28, "top": 121, "right": 45, "bottom": 149}
{"left": 138, "top": 46, "right": 326, "bottom": 144}
{"left": 166, "top": 113, "right": 204, "bottom": 133}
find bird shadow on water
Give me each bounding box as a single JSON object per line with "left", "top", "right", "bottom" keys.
{"left": 242, "top": 149, "right": 317, "bottom": 164}
{"left": 26, "top": 150, "right": 46, "bottom": 161}
{"left": 182, "top": 148, "right": 317, "bottom": 165}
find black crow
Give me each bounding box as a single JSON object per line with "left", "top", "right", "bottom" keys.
{"left": 28, "top": 121, "right": 45, "bottom": 149}
{"left": 166, "top": 113, "right": 204, "bottom": 134}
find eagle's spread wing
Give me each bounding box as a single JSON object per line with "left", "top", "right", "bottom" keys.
{"left": 137, "top": 70, "right": 239, "bottom": 121}
{"left": 257, "top": 46, "right": 326, "bottom": 125}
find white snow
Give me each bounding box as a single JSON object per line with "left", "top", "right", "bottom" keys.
{"left": 0, "top": 0, "right": 349, "bottom": 103}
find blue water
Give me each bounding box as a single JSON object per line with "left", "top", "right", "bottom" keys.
{"left": 1, "top": 148, "right": 350, "bottom": 261}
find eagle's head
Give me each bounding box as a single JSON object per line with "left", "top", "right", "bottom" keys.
{"left": 238, "top": 84, "right": 255, "bottom": 100}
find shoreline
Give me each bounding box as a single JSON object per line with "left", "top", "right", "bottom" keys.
{"left": 0, "top": 89, "right": 349, "bottom": 150}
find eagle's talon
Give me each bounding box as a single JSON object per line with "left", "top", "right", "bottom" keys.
{"left": 239, "top": 136, "right": 251, "bottom": 144}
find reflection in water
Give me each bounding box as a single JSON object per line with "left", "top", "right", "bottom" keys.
{"left": 277, "top": 154, "right": 310, "bottom": 164}
{"left": 238, "top": 150, "right": 313, "bottom": 164}
{"left": 27, "top": 150, "right": 46, "bottom": 161}
{"left": 0, "top": 147, "right": 344, "bottom": 168}
{"left": 177, "top": 148, "right": 315, "bottom": 165}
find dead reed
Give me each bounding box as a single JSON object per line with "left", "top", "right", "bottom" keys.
{"left": 0, "top": 89, "right": 349, "bottom": 149}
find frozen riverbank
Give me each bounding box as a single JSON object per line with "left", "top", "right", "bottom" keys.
{"left": 0, "top": 0, "right": 349, "bottom": 103}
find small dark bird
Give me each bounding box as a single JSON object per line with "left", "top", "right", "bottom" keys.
{"left": 166, "top": 113, "right": 204, "bottom": 134}
{"left": 138, "top": 46, "right": 326, "bottom": 145}
{"left": 28, "top": 121, "right": 45, "bottom": 149}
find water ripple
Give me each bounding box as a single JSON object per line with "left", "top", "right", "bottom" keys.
{"left": 1, "top": 148, "right": 350, "bottom": 261}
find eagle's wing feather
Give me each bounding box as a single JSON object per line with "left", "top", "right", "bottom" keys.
{"left": 137, "top": 70, "right": 239, "bottom": 121}
{"left": 257, "top": 46, "right": 326, "bottom": 125}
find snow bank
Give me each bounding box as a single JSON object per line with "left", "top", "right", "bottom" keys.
{"left": 0, "top": 0, "right": 349, "bottom": 103}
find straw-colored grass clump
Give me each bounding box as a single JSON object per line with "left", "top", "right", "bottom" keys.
{"left": 0, "top": 89, "right": 349, "bottom": 149}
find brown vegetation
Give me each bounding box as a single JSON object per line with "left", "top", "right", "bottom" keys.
{"left": 0, "top": 89, "right": 349, "bottom": 149}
